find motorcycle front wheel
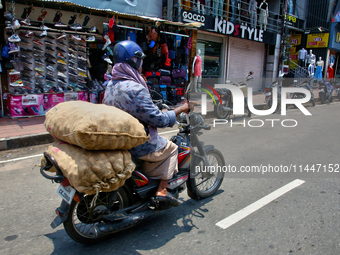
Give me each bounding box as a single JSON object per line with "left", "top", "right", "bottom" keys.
{"left": 63, "top": 187, "right": 132, "bottom": 245}
{"left": 187, "top": 149, "right": 225, "bottom": 200}
{"left": 214, "top": 100, "right": 231, "bottom": 119}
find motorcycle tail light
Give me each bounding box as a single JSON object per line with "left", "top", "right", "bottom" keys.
{"left": 264, "top": 88, "right": 271, "bottom": 92}
{"left": 73, "top": 193, "right": 80, "bottom": 203}
{"left": 55, "top": 209, "right": 61, "bottom": 216}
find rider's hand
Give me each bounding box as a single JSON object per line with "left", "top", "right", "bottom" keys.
{"left": 174, "top": 102, "right": 191, "bottom": 116}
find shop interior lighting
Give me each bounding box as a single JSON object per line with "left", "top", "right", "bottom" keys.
{"left": 160, "top": 31, "right": 189, "bottom": 37}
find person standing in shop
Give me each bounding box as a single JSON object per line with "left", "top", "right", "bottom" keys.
{"left": 103, "top": 40, "right": 190, "bottom": 207}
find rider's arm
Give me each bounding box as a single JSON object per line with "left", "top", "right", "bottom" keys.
{"left": 124, "top": 84, "right": 177, "bottom": 128}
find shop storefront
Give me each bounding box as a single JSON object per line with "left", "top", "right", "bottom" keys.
{"left": 0, "top": 1, "right": 195, "bottom": 118}
{"left": 327, "top": 22, "right": 340, "bottom": 80}
{"left": 181, "top": 9, "right": 276, "bottom": 91}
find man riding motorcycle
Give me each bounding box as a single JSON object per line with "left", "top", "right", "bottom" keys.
{"left": 103, "top": 40, "right": 190, "bottom": 207}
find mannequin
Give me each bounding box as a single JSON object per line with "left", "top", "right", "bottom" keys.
{"left": 315, "top": 57, "right": 324, "bottom": 81}
{"left": 230, "top": 0, "right": 239, "bottom": 23}
{"left": 258, "top": 0, "right": 268, "bottom": 31}
{"left": 213, "top": 0, "right": 223, "bottom": 17}
{"left": 327, "top": 63, "right": 334, "bottom": 79}
{"left": 197, "top": 0, "right": 205, "bottom": 14}
{"left": 298, "top": 48, "right": 307, "bottom": 67}
{"left": 192, "top": 49, "right": 202, "bottom": 93}
{"left": 248, "top": 0, "right": 258, "bottom": 28}
{"left": 306, "top": 50, "right": 316, "bottom": 66}
{"left": 308, "top": 59, "right": 315, "bottom": 88}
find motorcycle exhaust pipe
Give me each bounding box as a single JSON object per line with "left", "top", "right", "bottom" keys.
{"left": 222, "top": 107, "right": 232, "bottom": 111}
{"left": 90, "top": 210, "right": 155, "bottom": 239}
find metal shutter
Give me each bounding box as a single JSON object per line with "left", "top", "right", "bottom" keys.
{"left": 227, "top": 37, "right": 265, "bottom": 91}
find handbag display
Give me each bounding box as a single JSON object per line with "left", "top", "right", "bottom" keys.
{"left": 167, "top": 85, "right": 177, "bottom": 105}
{"left": 145, "top": 71, "right": 161, "bottom": 78}
{"left": 159, "top": 85, "right": 167, "bottom": 101}
{"left": 160, "top": 76, "right": 171, "bottom": 86}
{"left": 169, "top": 50, "right": 176, "bottom": 59}
{"left": 172, "top": 66, "right": 186, "bottom": 79}
{"left": 159, "top": 69, "right": 171, "bottom": 76}
{"left": 147, "top": 77, "right": 159, "bottom": 85}
{"left": 173, "top": 78, "right": 186, "bottom": 87}
{"left": 161, "top": 43, "right": 168, "bottom": 55}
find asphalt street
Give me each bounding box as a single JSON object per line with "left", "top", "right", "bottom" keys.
{"left": 0, "top": 101, "right": 340, "bottom": 255}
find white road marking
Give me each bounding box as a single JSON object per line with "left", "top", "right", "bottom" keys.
{"left": 216, "top": 179, "right": 305, "bottom": 229}
{"left": 0, "top": 154, "right": 42, "bottom": 164}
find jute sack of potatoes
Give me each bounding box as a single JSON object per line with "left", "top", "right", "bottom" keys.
{"left": 44, "top": 101, "right": 149, "bottom": 150}
{"left": 40, "top": 140, "right": 135, "bottom": 195}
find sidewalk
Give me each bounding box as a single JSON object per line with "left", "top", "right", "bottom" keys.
{"left": 0, "top": 90, "right": 319, "bottom": 151}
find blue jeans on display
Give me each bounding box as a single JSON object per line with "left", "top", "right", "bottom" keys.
{"left": 230, "top": 0, "right": 238, "bottom": 22}
{"left": 213, "top": 0, "right": 223, "bottom": 17}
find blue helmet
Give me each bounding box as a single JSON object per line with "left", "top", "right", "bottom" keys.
{"left": 113, "top": 40, "right": 146, "bottom": 70}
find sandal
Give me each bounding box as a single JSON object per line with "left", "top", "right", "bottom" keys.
{"left": 82, "top": 15, "right": 90, "bottom": 26}
{"left": 53, "top": 11, "right": 62, "bottom": 24}
{"left": 154, "top": 192, "right": 180, "bottom": 207}
{"left": 37, "top": 9, "right": 47, "bottom": 22}
{"left": 68, "top": 14, "right": 77, "bottom": 25}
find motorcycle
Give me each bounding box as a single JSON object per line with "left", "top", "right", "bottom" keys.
{"left": 265, "top": 73, "right": 289, "bottom": 112}
{"left": 213, "top": 72, "right": 253, "bottom": 119}
{"left": 289, "top": 79, "right": 315, "bottom": 107}
{"left": 40, "top": 105, "right": 225, "bottom": 245}
{"left": 318, "top": 81, "right": 333, "bottom": 104}
{"left": 333, "top": 81, "right": 340, "bottom": 101}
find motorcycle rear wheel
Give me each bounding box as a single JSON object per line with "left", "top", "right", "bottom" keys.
{"left": 311, "top": 99, "right": 316, "bottom": 107}
{"left": 338, "top": 92, "right": 340, "bottom": 101}
{"left": 63, "top": 187, "right": 131, "bottom": 245}
{"left": 319, "top": 92, "right": 326, "bottom": 104}
{"left": 188, "top": 149, "right": 225, "bottom": 200}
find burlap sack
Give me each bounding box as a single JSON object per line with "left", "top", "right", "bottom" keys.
{"left": 44, "top": 101, "right": 149, "bottom": 150}
{"left": 40, "top": 140, "right": 135, "bottom": 195}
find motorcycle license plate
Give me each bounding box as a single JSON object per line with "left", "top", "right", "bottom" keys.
{"left": 56, "top": 185, "right": 76, "bottom": 205}
{"left": 319, "top": 89, "right": 324, "bottom": 92}
{"left": 265, "top": 92, "right": 271, "bottom": 97}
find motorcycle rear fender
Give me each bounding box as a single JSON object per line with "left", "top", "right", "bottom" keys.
{"left": 51, "top": 199, "right": 71, "bottom": 229}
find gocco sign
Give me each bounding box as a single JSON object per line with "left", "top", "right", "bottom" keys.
{"left": 182, "top": 11, "right": 205, "bottom": 25}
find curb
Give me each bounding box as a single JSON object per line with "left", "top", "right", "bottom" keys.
{"left": 0, "top": 132, "right": 55, "bottom": 151}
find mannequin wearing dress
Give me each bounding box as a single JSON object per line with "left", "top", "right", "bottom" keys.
{"left": 249, "top": 0, "right": 258, "bottom": 28}
{"left": 315, "top": 57, "right": 324, "bottom": 81}
{"left": 192, "top": 49, "right": 202, "bottom": 93}
{"left": 258, "top": 0, "right": 268, "bottom": 31}
{"left": 327, "top": 63, "right": 334, "bottom": 79}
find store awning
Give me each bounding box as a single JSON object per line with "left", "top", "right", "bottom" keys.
{"left": 29, "top": 0, "right": 202, "bottom": 28}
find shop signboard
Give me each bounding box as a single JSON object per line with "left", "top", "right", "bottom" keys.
{"left": 57, "top": 0, "right": 162, "bottom": 18}
{"left": 306, "top": 33, "right": 329, "bottom": 48}
{"left": 9, "top": 92, "right": 88, "bottom": 117}
{"left": 291, "top": 34, "right": 302, "bottom": 45}
{"left": 284, "top": 14, "right": 305, "bottom": 31}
